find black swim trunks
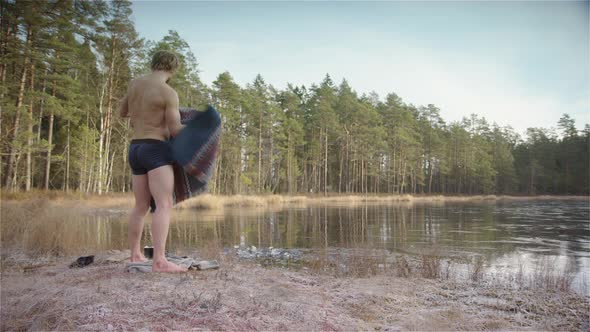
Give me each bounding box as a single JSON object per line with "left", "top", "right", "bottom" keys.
{"left": 128, "top": 139, "right": 173, "bottom": 175}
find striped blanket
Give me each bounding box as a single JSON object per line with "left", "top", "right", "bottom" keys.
{"left": 150, "top": 105, "right": 221, "bottom": 212}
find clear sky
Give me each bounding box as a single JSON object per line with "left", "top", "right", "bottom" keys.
{"left": 130, "top": 1, "right": 589, "bottom": 134}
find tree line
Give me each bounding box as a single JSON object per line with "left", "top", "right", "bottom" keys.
{"left": 1, "top": 0, "right": 588, "bottom": 196}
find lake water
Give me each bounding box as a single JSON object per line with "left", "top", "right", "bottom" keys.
{"left": 88, "top": 199, "right": 589, "bottom": 291}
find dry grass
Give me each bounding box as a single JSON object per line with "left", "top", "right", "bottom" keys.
{"left": 420, "top": 254, "right": 442, "bottom": 279}
{"left": 394, "top": 255, "right": 412, "bottom": 278}
{"left": 337, "top": 250, "right": 386, "bottom": 278}
{"left": 528, "top": 257, "right": 576, "bottom": 292}
{"left": 176, "top": 194, "right": 289, "bottom": 210}
{"left": 0, "top": 200, "right": 121, "bottom": 256}
{"left": 298, "top": 248, "right": 582, "bottom": 299}
{"left": 470, "top": 256, "right": 485, "bottom": 282}
{"left": 175, "top": 193, "right": 224, "bottom": 210}
{"left": 1, "top": 249, "right": 587, "bottom": 331}
{"left": 3, "top": 191, "right": 587, "bottom": 213}
{"left": 1, "top": 189, "right": 133, "bottom": 207}
{"left": 302, "top": 249, "right": 389, "bottom": 278}
{"left": 174, "top": 193, "right": 589, "bottom": 211}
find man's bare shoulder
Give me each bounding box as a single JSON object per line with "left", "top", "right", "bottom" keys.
{"left": 161, "top": 84, "right": 178, "bottom": 101}
{"left": 127, "top": 77, "right": 147, "bottom": 92}
{"left": 128, "top": 77, "right": 175, "bottom": 94}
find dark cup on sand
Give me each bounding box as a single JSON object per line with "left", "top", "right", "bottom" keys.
{"left": 143, "top": 246, "right": 154, "bottom": 259}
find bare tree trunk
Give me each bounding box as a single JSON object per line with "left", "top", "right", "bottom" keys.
{"left": 393, "top": 150, "right": 398, "bottom": 194}
{"left": 5, "top": 25, "right": 32, "bottom": 187}
{"left": 257, "top": 111, "right": 262, "bottom": 192}
{"left": 400, "top": 159, "right": 406, "bottom": 194}
{"left": 32, "top": 72, "right": 47, "bottom": 189}
{"left": 393, "top": 147, "right": 398, "bottom": 194}
{"left": 103, "top": 39, "right": 116, "bottom": 195}
{"left": 25, "top": 62, "right": 35, "bottom": 191}
{"left": 106, "top": 151, "right": 115, "bottom": 193}
{"left": 529, "top": 164, "right": 535, "bottom": 195}
{"left": 324, "top": 128, "right": 327, "bottom": 195}
{"left": 362, "top": 159, "right": 366, "bottom": 194}
{"left": 11, "top": 153, "right": 21, "bottom": 191}
{"left": 235, "top": 150, "right": 240, "bottom": 194}
{"left": 0, "top": 11, "right": 13, "bottom": 152}
{"left": 80, "top": 108, "right": 89, "bottom": 192}
{"left": 269, "top": 122, "right": 274, "bottom": 192}
{"left": 287, "top": 132, "right": 291, "bottom": 194}
{"left": 338, "top": 147, "right": 343, "bottom": 194}
{"left": 428, "top": 160, "right": 434, "bottom": 194}
{"left": 376, "top": 157, "right": 380, "bottom": 193}
{"left": 65, "top": 120, "right": 70, "bottom": 192}
{"left": 36, "top": 74, "right": 46, "bottom": 142}
{"left": 121, "top": 121, "right": 129, "bottom": 193}
{"left": 215, "top": 140, "right": 223, "bottom": 194}
{"left": 86, "top": 160, "right": 94, "bottom": 193}
{"left": 345, "top": 133, "right": 350, "bottom": 192}
{"left": 317, "top": 131, "right": 321, "bottom": 193}
{"left": 97, "top": 78, "right": 107, "bottom": 194}
{"left": 44, "top": 80, "right": 56, "bottom": 190}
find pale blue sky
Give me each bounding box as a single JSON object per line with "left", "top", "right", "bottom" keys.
{"left": 130, "top": 1, "right": 589, "bottom": 134}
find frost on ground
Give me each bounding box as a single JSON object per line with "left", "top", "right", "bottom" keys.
{"left": 1, "top": 250, "right": 588, "bottom": 332}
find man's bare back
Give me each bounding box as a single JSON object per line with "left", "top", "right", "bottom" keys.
{"left": 121, "top": 49, "right": 187, "bottom": 273}
{"left": 120, "top": 72, "right": 183, "bottom": 140}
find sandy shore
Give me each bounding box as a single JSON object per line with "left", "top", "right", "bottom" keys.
{"left": 1, "top": 250, "right": 588, "bottom": 331}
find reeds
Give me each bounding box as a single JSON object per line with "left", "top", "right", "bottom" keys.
{"left": 3, "top": 191, "right": 587, "bottom": 212}
{"left": 1, "top": 200, "right": 120, "bottom": 256}
{"left": 172, "top": 193, "right": 589, "bottom": 211}
{"left": 176, "top": 194, "right": 289, "bottom": 210}
{"left": 470, "top": 256, "right": 485, "bottom": 282}
{"left": 529, "top": 257, "right": 576, "bottom": 292}
{"left": 299, "top": 248, "right": 578, "bottom": 294}
{"left": 394, "top": 255, "right": 412, "bottom": 278}
{"left": 1, "top": 189, "right": 134, "bottom": 207}
{"left": 420, "top": 254, "right": 442, "bottom": 279}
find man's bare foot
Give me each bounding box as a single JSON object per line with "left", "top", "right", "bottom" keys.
{"left": 152, "top": 260, "right": 187, "bottom": 273}
{"left": 130, "top": 253, "right": 149, "bottom": 263}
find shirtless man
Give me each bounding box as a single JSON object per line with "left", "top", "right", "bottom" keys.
{"left": 120, "top": 50, "right": 186, "bottom": 273}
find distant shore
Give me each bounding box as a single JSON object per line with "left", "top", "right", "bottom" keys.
{"left": 175, "top": 193, "right": 590, "bottom": 210}
{"left": 1, "top": 190, "right": 588, "bottom": 210}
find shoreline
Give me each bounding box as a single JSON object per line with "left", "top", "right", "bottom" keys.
{"left": 2, "top": 190, "right": 588, "bottom": 205}
{"left": 175, "top": 193, "right": 590, "bottom": 210}
{"left": 1, "top": 248, "right": 588, "bottom": 331}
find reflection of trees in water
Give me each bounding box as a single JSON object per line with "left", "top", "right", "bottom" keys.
{"left": 67, "top": 201, "right": 586, "bottom": 292}
{"left": 54, "top": 215, "right": 126, "bottom": 253}
{"left": 89, "top": 202, "right": 586, "bottom": 273}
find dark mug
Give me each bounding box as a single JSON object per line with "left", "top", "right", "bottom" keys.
{"left": 143, "top": 246, "right": 154, "bottom": 259}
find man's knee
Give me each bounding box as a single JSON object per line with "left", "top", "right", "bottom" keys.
{"left": 155, "top": 197, "right": 173, "bottom": 211}
{"left": 134, "top": 201, "right": 150, "bottom": 215}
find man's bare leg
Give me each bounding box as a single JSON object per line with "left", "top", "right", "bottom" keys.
{"left": 129, "top": 174, "right": 150, "bottom": 262}
{"left": 148, "top": 165, "right": 187, "bottom": 273}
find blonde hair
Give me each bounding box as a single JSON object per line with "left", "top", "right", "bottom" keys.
{"left": 150, "top": 50, "right": 180, "bottom": 72}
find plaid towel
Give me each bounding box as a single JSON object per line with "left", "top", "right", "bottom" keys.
{"left": 125, "top": 255, "right": 220, "bottom": 273}
{"left": 150, "top": 105, "right": 222, "bottom": 212}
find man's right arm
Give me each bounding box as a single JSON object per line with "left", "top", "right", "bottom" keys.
{"left": 165, "top": 89, "right": 185, "bottom": 137}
